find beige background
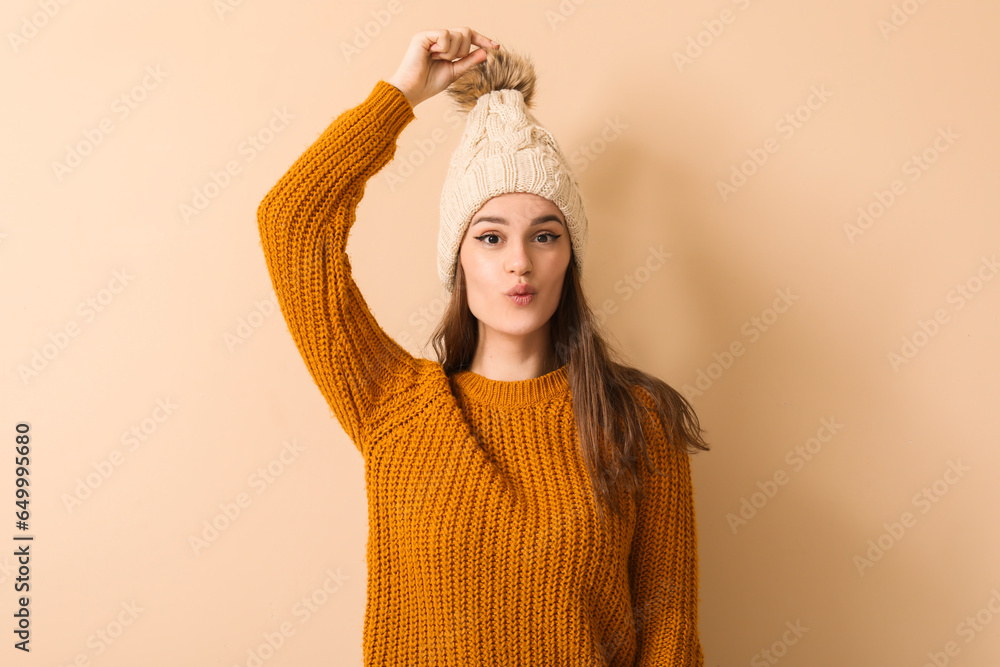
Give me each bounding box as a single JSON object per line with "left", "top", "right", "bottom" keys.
{"left": 3, "top": 0, "right": 999, "bottom": 664}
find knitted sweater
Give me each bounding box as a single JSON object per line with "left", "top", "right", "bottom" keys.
{"left": 256, "top": 79, "right": 703, "bottom": 666}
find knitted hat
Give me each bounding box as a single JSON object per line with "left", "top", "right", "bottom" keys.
{"left": 437, "top": 46, "right": 588, "bottom": 293}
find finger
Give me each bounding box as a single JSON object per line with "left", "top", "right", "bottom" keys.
{"left": 438, "top": 29, "right": 462, "bottom": 61}
{"left": 469, "top": 30, "right": 500, "bottom": 49}
{"left": 415, "top": 33, "right": 440, "bottom": 68}
{"left": 417, "top": 29, "right": 442, "bottom": 53}
{"left": 432, "top": 30, "right": 452, "bottom": 57}
{"left": 444, "top": 27, "right": 473, "bottom": 60}
{"left": 448, "top": 28, "right": 472, "bottom": 62}
{"left": 450, "top": 46, "right": 488, "bottom": 79}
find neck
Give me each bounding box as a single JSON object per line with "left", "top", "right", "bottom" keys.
{"left": 468, "top": 322, "right": 559, "bottom": 382}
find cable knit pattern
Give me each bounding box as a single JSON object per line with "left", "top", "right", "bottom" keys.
{"left": 256, "top": 79, "right": 703, "bottom": 667}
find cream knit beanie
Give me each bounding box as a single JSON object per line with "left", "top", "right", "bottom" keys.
{"left": 437, "top": 46, "right": 588, "bottom": 293}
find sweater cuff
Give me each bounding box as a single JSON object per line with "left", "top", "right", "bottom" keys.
{"left": 369, "top": 79, "right": 416, "bottom": 135}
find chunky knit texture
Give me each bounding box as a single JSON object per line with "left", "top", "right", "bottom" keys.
{"left": 256, "top": 79, "right": 703, "bottom": 667}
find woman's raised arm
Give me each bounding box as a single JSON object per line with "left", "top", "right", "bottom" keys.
{"left": 255, "top": 28, "right": 498, "bottom": 456}
{"left": 256, "top": 80, "right": 417, "bottom": 455}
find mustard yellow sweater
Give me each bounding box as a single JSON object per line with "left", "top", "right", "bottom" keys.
{"left": 256, "top": 79, "right": 703, "bottom": 666}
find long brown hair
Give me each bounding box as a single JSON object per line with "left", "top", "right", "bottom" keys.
{"left": 429, "top": 250, "right": 710, "bottom": 529}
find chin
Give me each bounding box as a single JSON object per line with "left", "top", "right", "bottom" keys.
{"left": 493, "top": 321, "right": 542, "bottom": 337}
{"left": 486, "top": 313, "right": 548, "bottom": 337}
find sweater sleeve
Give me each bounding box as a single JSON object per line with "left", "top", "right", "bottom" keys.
{"left": 628, "top": 408, "right": 704, "bottom": 666}
{"left": 256, "top": 80, "right": 419, "bottom": 454}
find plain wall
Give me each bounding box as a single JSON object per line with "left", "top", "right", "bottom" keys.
{"left": 3, "top": 0, "right": 999, "bottom": 664}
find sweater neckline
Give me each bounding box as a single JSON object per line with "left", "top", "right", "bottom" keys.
{"left": 450, "top": 365, "right": 569, "bottom": 406}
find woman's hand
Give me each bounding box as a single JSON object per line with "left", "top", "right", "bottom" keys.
{"left": 387, "top": 27, "right": 500, "bottom": 108}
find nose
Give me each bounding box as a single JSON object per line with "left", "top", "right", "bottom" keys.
{"left": 505, "top": 239, "right": 532, "bottom": 275}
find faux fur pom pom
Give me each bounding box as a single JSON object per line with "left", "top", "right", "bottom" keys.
{"left": 445, "top": 45, "right": 537, "bottom": 112}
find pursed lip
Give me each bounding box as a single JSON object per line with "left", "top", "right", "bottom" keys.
{"left": 506, "top": 284, "right": 537, "bottom": 296}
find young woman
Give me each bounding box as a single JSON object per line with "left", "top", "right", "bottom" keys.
{"left": 257, "top": 26, "right": 709, "bottom": 667}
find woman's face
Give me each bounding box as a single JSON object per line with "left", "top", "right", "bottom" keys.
{"left": 459, "top": 192, "right": 571, "bottom": 339}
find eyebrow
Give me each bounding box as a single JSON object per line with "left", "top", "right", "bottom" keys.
{"left": 470, "top": 214, "right": 565, "bottom": 227}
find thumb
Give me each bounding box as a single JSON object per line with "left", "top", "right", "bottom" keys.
{"left": 450, "top": 47, "right": 488, "bottom": 82}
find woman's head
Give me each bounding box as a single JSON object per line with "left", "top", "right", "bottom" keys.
{"left": 431, "top": 189, "right": 579, "bottom": 377}
{"left": 459, "top": 192, "right": 571, "bottom": 347}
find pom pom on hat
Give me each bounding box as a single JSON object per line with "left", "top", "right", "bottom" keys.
{"left": 437, "top": 45, "right": 588, "bottom": 294}
{"left": 445, "top": 45, "right": 538, "bottom": 112}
